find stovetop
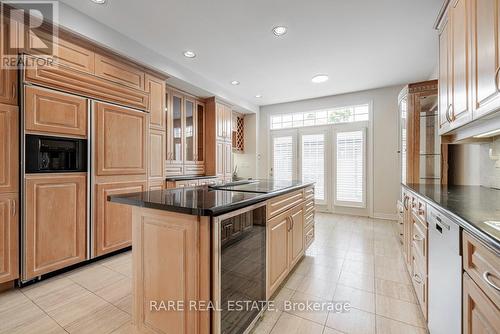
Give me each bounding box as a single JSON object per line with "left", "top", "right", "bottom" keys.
{"left": 210, "top": 179, "right": 306, "bottom": 194}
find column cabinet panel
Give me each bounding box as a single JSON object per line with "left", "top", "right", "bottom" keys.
{"left": 94, "top": 181, "right": 147, "bottom": 256}
{"left": 166, "top": 91, "right": 184, "bottom": 167}
{"left": 0, "top": 104, "right": 18, "bottom": 193}
{"left": 0, "top": 21, "right": 18, "bottom": 106}
{"left": 471, "top": 0, "right": 500, "bottom": 118}
{"left": 224, "top": 142, "right": 232, "bottom": 180}
{"left": 216, "top": 141, "right": 224, "bottom": 178}
{"left": 0, "top": 193, "right": 18, "bottom": 283}
{"left": 196, "top": 101, "right": 205, "bottom": 165}
{"left": 449, "top": 0, "right": 473, "bottom": 128}
{"left": 94, "top": 102, "right": 147, "bottom": 176}
{"left": 24, "top": 174, "right": 86, "bottom": 279}
{"left": 149, "top": 129, "right": 166, "bottom": 179}
{"left": 439, "top": 15, "right": 451, "bottom": 133}
{"left": 146, "top": 74, "right": 166, "bottom": 130}
{"left": 216, "top": 103, "right": 225, "bottom": 141}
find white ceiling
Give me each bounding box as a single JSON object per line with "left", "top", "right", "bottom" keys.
{"left": 60, "top": 0, "right": 442, "bottom": 107}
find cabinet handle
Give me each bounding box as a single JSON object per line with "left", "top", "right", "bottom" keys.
{"left": 413, "top": 234, "right": 423, "bottom": 241}
{"left": 286, "top": 217, "right": 292, "bottom": 231}
{"left": 403, "top": 196, "right": 409, "bottom": 210}
{"left": 445, "top": 104, "right": 452, "bottom": 123}
{"left": 413, "top": 274, "right": 423, "bottom": 284}
{"left": 11, "top": 199, "right": 16, "bottom": 217}
{"left": 11, "top": 82, "right": 16, "bottom": 99}
{"left": 418, "top": 208, "right": 425, "bottom": 215}
{"left": 495, "top": 67, "right": 500, "bottom": 92}
{"left": 482, "top": 271, "right": 500, "bottom": 292}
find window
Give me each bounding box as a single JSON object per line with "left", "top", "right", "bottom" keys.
{"left": 301, "top": 134, "right": 325, "bottom": 201}
{"left": 335, "top": 129, "right": 366, "bottom": 207}
{"left": 272, "top": 136, "right": 294, "bottom": 181}
{"left": 270, "top": 103, "right": 369, "bottom": 130}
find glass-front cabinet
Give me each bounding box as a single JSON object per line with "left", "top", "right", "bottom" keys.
{"left": 166, "top": 87, "right": 205, "bottom": 175}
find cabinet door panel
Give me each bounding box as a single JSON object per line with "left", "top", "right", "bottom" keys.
{"left": 0, "top": 104, "right": 18, "bottom": 193}
{"left": 95, "top": 53, "right": 145, "bottom": 91}
{"left": 196, "top": 101, "right": 205, "bottom": 163}
{"left": 184, "top": 98, "right": 195, "bottom": 163}
{"left": 268, "top": 214, "right": 289, "bottom": 296}
{"left": 94, "top": 181, "right": 146, "bottom": 256}
{"left": 463, "top": 273, "right": 500, "bottom": 334}
{"left": 146, "top": 74, "right": 166, "bottom": 130}
{"left": 224, "top": 142, "right": 232, "bottom": 179}
{"left": 149, "top": 129, "right": 166, "bottom": 179}
{"left": 95, "top": 102, "right": 147, "bottom": 176}
{"left": 471, "top": 0, "right": 500, "bottom": 118}
{"left": 216, "top": 141, "right": 224, "bottom": 177}
{"left": 170, "top": 93, "right": 183, "bottom": 164}
{"left": 25, "top": 174, "right": 86, "bottom": 279}
{"left": 0, "top": 21, "right": 18, "bottom": 106}
{"left": 25, "top": 86, "right": 87, "bottom": 137}
{"left": 450, "top": 0, "right": 473, "bottom": 127}
{"left": 27, "top": 30, "right": 95, "bottom": 73}
{"left": 0, "top": 193, "right": 18, "bottom": 283}
{"left": 289, "top": 206, "right": 304, "bottom": 268}
{"left": 439, "top": 17, "right": 451, "bottom": 132}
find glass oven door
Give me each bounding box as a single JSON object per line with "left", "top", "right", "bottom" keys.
{"left": 212, "top": 202, "right": 267, "bottom": 334}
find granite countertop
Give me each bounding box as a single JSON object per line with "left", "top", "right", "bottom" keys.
{"left": 404, "top": 183, "right": 500, "bottom": 253}
{"left": 165, "top": 175, "right": 218, "bottom": 181}
{"left": 109, "top": 180, "right": 314, "bottom": 216}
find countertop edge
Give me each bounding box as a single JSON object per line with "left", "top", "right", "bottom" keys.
{"left": 108, "top": 182, "right": 314, "bottom": 217}
{"left": 402, "top": 184, "right": 500, "bottom": 255}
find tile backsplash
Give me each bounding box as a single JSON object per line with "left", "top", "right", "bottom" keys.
{"left": 480, "top": 136, "right": 500, "bottom": 189}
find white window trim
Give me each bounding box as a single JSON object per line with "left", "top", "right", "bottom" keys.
{"left": 333, "top": 126, "right": 367, "bottom": 208}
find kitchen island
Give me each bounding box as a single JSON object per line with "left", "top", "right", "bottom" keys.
{"left": 109, "top": 180, "right": 315, "bottom": 334}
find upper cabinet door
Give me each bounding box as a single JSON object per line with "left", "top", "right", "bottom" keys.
{"left": 0, "top": 21, "right": 17, "bottom": 106}
{"left": 146, "top": 74, "right": 166, "bottom": 130}
{"left": 95, "top": 53, "right": 145, "bottom": 91}
{"left": 439, "top": 15, "right": 451, "bottom": 134}
{"left": 216, "top": 103, "right": 225, "bottom": 141}
{"left": 170, "top": 93, "right": 184, "bottom": 164}
{"left": 196, "top": 101, "right": 205, "bottom": 163}
{"left": 94, "top": 102, "right": 147, "bottom": 176}
{"left": 471, "top": 0, "right": 500, "bottom": 118}
{"left": 450, "top": 0, "right": 473, "bottom": 128}
{"left": 225, "top": 105, "right": 233, "bottom": 142}
{"left": 0, "top": 104, "right": 18, "bottom": 194}
{"left": 184, "top": 98, "right": 195, "bottom": 164}
{"left": 24, "top": 86, "right": 88, "bottom": 138}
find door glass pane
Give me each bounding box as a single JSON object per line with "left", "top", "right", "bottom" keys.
{"left": 173, "top": 95, "right": 182, "bottom": 161}
{"left": 185, "top": 100, "right": 194, "bottom": 161}
{"left": 272, "top": 136, "right": 293, "bottom": 181}
{"left": 336, "top": 130, "right": 364, "bottom": 205}
{"left": 197, "top": 103, "right": 204, "bottom": 161}
{"left": 301, "top": 134, "right": 325, "bottom": 200}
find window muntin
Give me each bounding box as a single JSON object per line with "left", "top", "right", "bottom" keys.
{"left": 301, "top": 134, "right": 325, "bottom": 201}
{"left": 270, "top": 104, "right": 369, "bottom": 130}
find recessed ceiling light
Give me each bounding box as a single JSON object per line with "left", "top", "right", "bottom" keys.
{"left": 311, "top": 74, "right": 329, "bottom": 83}
{"left": 183, "top": 51, "right": 196, "bottom": 58}
{"left": 231, "top": 80, "right": 240, "bottom": 85}
{"left": 255, "top": 94, "right": 262, "bottom": 98}
{"left": 90, "top": 0, "right": 106, "bottom": 4}
{"left": 272, "top": 26, "right": 287, "bottom": 36}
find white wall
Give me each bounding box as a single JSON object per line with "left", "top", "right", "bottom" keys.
{"left": 258, "top": 85, "right": 402, "bottom": 219}
{"left": 448, "top": 144, "right": 481, "bottom": 185}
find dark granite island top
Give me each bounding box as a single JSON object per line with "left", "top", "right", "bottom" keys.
{"left": 109, "top": 180, "right": 314, "bottom": 216}
{"left": 404, "top": 183, "right": 500, "bottom": 253}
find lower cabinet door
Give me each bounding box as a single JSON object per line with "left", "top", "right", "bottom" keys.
{"left": 267, "top": 212, "right": 289, "bottom": 297}
{"left": 288, "top": 205, "right": 304, "bottom": 268}
{"left": 25, "top": 174, "right": 86, "bottom": 279}
{"left": 0, "top": 193, "right": 18, "bottom": 283}
{"left": 94, "top": 180, "right": 146, "bottom": 256}
{"left": 463, "top": 273, "right": 500, "bottom": 334}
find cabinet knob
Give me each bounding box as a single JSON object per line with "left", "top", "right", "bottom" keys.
{"left": 495, "top": 66, "right": 500, "bottom": 92}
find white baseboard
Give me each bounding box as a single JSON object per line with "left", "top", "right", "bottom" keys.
{"left": 372, "top": 212, "right": 398, "bottom": 221}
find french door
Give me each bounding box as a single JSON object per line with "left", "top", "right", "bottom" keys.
{"left": 270, "top": 131, "right": 297, "bottom": 181}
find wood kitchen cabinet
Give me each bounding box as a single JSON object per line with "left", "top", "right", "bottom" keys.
{"left": 206, "top": 97, "right": 233, "bottom": 180}
{"left": 0, "top": 193, "right": 18, "bottom": 284}
{"left": 463, "top": 272, "right": 500, "bottom": 334}
{"left": 94, "top": 180, "right": 147, "bottom": 256}
{"left": 470, "top": 0, "right": 500, "bottom": 119}
{"left": 146, "top": 73, "right": 166, "bottom": 130}
{"left": 149, "top": 128, "right": 166, "bottom": 179}
{"left": 0, "top": 104, "right": 18, "bottom": 194}
{"left": 24, "top": 174, "right": 86, "bottom": 280}
{"left": 165, "top": 87, "right": 206, "bottom": 176}
{"left": 24, "top": 86, "right": 88, "bottom": 138}
{"left": 266, "top": 190, "right": 306, "bottom": 297}
{"left": 94, "top": 53, "right": 145, "bottom": 91}
{"left": 0, "top": 20, "right": 18, "bottom": 106}
{"left": 94, "top": 101, "right": 147, "bottom": 176}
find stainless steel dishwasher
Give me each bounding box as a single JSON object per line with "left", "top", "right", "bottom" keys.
{"left": 427, "top": 206, "right": 462, "bottom": 334}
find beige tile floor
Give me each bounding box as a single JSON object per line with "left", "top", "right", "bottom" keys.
{"left": 0, "top": 213, "right": 427, "bottom": 334}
